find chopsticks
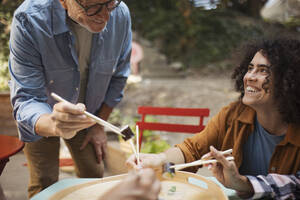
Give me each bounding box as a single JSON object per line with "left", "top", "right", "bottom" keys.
{"left": 169, "top": 149, "right": 233, "bottom": 171}
{"left": 136, "top": 125, "right": 140, "bottom": 165}
{"left": 128, "top": 125, "right": 140, "bottom": 165}
{"left": 51, "top": 92, "right": 126, "bottom": 138}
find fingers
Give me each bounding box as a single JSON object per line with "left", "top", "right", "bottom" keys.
{"left": 51, "top": 102, "right": 95, "bottom": 138}
{"left": 126, "top": 154, "right": 139, "bottom": 170}
{"left": 209, "top": 146, "right": 231, "bottom": 168}
{"left": 60, "top": 131, "right": 77, "bottom": 139}
{"left": 201, "top": 151, "right": 213, "bottom": 160}
{"left": 53, "top": 102, "right": 95, "bottom": 123}
{"left": 54, "top": 101, "right": 85, "bottom": 114}
{"left": 95, "top": 146, "right": 103, "bottom": 164}
{"left": 93, "top": 142, "right": 107, "bottom": 164}
{"left": 138, "top": 169, "right": 161, "bottom": 199}
{"left": 101, "top": 142, "right": 107, "bottom": 160}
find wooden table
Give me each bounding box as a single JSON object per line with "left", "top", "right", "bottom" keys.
{"left": 0, "top": 134, "right": 24, "bottom": 175}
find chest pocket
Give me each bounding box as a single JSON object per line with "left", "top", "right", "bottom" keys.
{"left": 86, "top": 59, "right": 117, "bottom": 108}
{"left": 45, "top": 67, "right": 76, "bottom": 99}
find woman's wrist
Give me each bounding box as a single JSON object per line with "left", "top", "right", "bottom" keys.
{"left": 158, "top": 153, "right": 167, "bottom": 164}
{"left": 236, "top": 175, "right": 254, "bottom": 198}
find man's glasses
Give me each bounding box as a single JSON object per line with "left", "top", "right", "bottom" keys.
{"left": 74, "top": 0, "right": 122, "bottom": 16}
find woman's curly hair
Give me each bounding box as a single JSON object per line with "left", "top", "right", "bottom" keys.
{"left": 232, "top": 38, "right": 300, "bottom": 124}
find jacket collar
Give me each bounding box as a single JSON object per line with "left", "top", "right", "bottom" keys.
{"left": 237, "top": 102, "right": 300, "bottom": 147}
{"left": 236, "top": 103, "right": 256, "bottom": 124}
{"left": 280, "top": 124, "right": 300, "bottom": 147}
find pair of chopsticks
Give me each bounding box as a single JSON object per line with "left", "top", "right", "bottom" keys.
{"left": 51, "top": 92, "right": 131, "bottom": 139}
{"left": 51, "top": 92, "right": 140, "bottom": 164}
{"left": 128, "top": 125, "right": 140, "bottom": 165}
{"left": 169, "top": 149, "right": 233, "bottom": 171}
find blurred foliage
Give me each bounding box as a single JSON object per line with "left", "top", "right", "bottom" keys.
{"left": 139, "top": 116, "right": 171, "bottom": 154}
{"left": 111, "top": 109, "right": 170, "bottom": 154}
{"left": 0, "top": 0, "right": 298, "bottom": 91}
{"left": 219, "top": 0, "right": 268, "bottom": 18}
{"left": 126, "top": 0, "right": 289, "bottom": 68}
{"left": 0, "top": 0, "right": 23, "bottom": 91}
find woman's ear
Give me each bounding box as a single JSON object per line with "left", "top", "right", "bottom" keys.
{"left": 59, "top": 0, "right": 67, "bottom": 9}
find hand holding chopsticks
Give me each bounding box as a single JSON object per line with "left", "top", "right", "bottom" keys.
{"left": 51, "top": 93, "right": 134, "bottom": 140}
{"left": 164, "top": 148, "right": 233, "bottom": 173}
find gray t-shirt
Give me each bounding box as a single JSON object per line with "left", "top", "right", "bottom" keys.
{"left": 239, "top": 118, "right": 285, "bottom": 176}
{"left": 67, "top": 18, "right": 93, "bottom": 103}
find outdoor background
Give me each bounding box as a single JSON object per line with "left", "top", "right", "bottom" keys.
{"left": 0, "top": 0, "right": 300, "bottom": 200}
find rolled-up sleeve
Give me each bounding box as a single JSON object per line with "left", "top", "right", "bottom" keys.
{"left": 175, "top": 112, "right": 222, "bottom": 172}
{"left": 9, "top": 13, "right": 51, "bottom": 142}
{"left": 246, "top": 171, "right": 300, "bottom": 199}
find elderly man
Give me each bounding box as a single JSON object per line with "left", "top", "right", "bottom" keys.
{"left": 9, "top": 0, "right": 132, "bottom": 197}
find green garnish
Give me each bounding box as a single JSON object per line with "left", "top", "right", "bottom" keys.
{"left": 168, "top": 186, "right": 176, "bottom": 193}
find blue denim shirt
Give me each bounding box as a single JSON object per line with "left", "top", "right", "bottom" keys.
{"left": 9, "top": 0, "right": 132, "bottom": 142}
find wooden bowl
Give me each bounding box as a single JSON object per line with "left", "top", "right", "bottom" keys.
{"left": 50, "top": 171, "right": 228, "bottom": 200}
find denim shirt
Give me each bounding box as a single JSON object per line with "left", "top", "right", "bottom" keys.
{"left": 8, "top": 0, "right": 132, "bottom": 142}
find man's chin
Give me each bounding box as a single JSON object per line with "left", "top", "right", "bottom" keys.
{"left": 85, "top": 23, "right": 106, "bottom": 33}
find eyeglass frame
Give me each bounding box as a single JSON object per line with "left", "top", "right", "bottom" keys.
{"left": 73, "top": 0, "right": 122, "bottom": 16}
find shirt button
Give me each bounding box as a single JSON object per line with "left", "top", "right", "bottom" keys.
{"left": 271, "top": 166, "right": 276, "bottom": 172}
{"left": 76, "top": 88, "right": 79, "bottom": 91}
{"left": 49, "top": 80, "right": 54, "bottom": 84}
{"left": 69, "top": 32, "right": 72, "bottom": 36}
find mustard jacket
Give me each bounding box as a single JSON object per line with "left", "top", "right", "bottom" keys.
{"left": 176, "top": 101, "right": 300, "bottom": 174}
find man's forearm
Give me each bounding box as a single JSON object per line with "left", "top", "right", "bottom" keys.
{"left": 91, "top": 103, "right": 113, "bottom": 130}
{"left": 96, "top": 103, "right": 113, "bottom": 121}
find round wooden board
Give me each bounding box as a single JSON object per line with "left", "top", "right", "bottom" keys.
{"left": 50, "top": 171, "right": 228, "bottom": 200}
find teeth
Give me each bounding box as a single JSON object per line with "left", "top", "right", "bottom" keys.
{"left": 246, "top": 86, "right": 257, "bottom": 93}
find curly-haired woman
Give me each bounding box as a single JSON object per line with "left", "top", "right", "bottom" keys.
{"left": 127, "top": 38, "right": 300, "bottom": 199}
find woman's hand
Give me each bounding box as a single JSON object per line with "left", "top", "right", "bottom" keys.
{"left": 207, "top": 146, "right": 254, "bottom": 197}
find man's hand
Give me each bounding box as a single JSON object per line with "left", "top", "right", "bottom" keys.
{"left": 80, "top": 125, "right": 107, "bottom": 164}
{"left": 35, "top": 101, "right": 96, "bottom": 139}
{"left": 206, "top": 146, "right": 254, "bottom": 197}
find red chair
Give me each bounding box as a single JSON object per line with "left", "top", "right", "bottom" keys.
{"left": 136, "top": 106, "right": 210, "bottom": 149}
{"left": 0, "top": 135, "right": 24, "bottom": 176}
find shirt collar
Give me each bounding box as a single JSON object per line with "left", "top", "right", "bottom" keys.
{"left": 52, "top": 0, "right": 109, "bottom": 35}
{"left": 52, "top": 0, "right": 69, "bottom": 35}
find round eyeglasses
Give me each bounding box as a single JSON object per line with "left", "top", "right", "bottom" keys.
{"left": 74, "top": 0, "right": 122, "bottom": 16}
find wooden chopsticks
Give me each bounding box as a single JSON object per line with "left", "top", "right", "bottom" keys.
{"left": 128, "top": 125, "right": 140, "bottom": 165}
{"left": 169, "top": 149, "right": 233, "bottom": 171}
{"left": 51, "top": 92, "right": 127, "bottom": 138}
